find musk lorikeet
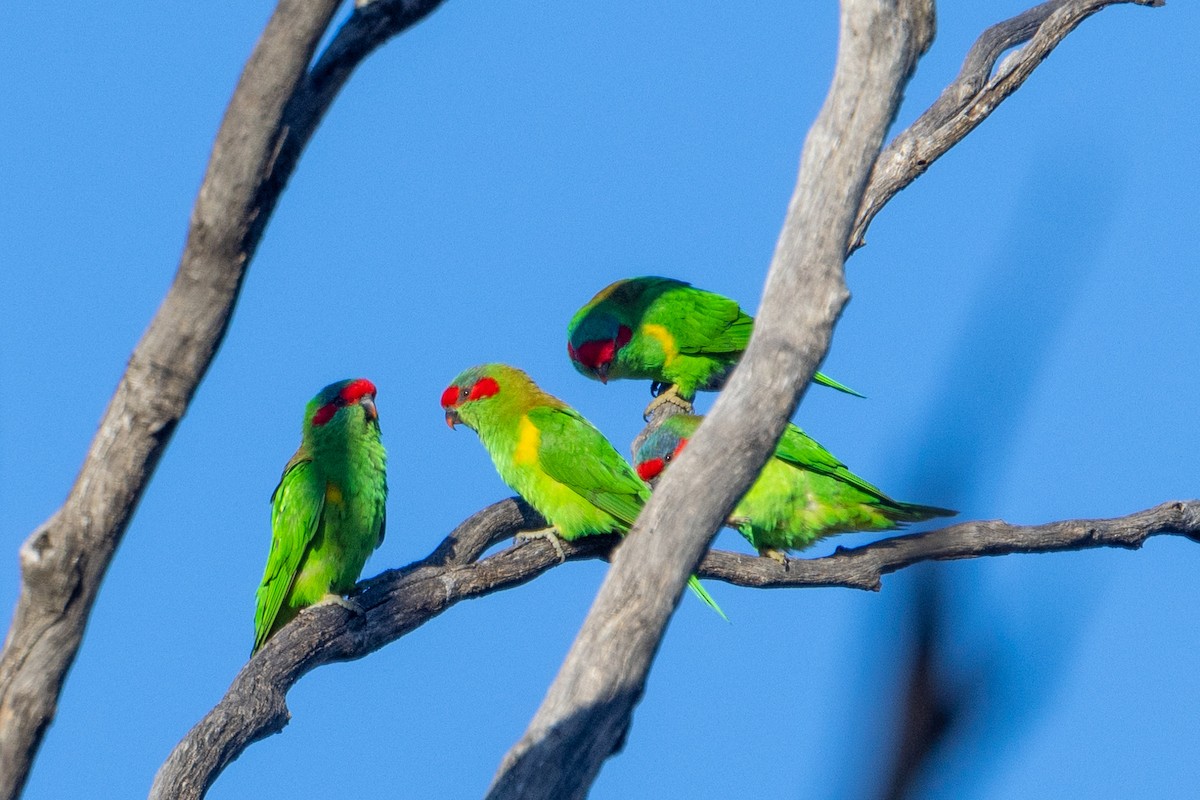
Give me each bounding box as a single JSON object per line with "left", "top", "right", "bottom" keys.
{"left": 252, "top": 378, "right": 388, "bottom": 653}
{"left": 566, "top": 276, "right": 862, "bottom": 414}
{"left": 634, "top": 414, "right": 953, "bottom": 563}
{"left": 441, "top": 363, "right": 725, "bottom": 618}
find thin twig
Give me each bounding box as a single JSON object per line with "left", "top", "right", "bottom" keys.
{"left": 851, "top": 0, "right": 1164, "bottom": 252}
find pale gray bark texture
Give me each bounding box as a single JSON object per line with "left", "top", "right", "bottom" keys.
{"left": 149, "top": 497, "right": 1200, "bottom": 798}
{"left": 851, "top": 0, "right": 1164, "bottom": 252}
{"left": 2, "top": 0, "right": 1171, "bottom": 798}
{"left": 485, "top": 1, "right": 936, "bottom": 797}
{"left": 0, "top": 2, "right": 445, "bottom": 799}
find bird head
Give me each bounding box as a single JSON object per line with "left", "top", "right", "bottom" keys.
{"left": 441, "top": 364, "right": 528, "bottom": 431}
{"left": 308, "top": 378, "right": 379, "bottom": 432}
{"left": 567, "top": 314, "right": 633, "bottom": 384}
{"left": 633, "top": 425, "right": 690, "bottom": 483}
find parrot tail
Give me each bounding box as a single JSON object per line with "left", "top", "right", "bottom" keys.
{"left": 687, "top": 575, "right": 729, "bottom": 621}
{"left": 812, "top": 371, "right": 866, "bottom": 399}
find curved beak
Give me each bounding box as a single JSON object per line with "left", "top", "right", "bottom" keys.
{"left": 445, "top": 409, "right": 461, "bottom": 429}
{"left": 597, "top": 362, "right": 610, "bottom": 384}
{"left": 360, "top": 396, "right": 378, "bottom": 422}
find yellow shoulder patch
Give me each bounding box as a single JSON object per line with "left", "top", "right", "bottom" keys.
{"left": 325, "top": 483, "right": 344, "bottom": 505}
{"left": 641, "top": 323, "right": 678, "bottom": 365}
{"left": 515, "top": 415, "right": 541, "bottom": 465}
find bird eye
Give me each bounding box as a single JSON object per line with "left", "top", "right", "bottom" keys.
{"left": 458, "top": 387, "right": 469, "bottom": 400}
{"left": 664, "top": 454, "right": 672, "bottom": 462}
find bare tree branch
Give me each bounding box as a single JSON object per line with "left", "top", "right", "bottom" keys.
{"left": 850, "top": 0, "right": 1164, "bottom": 252}
{"left": 0, "top": 0, "right": 1144, "bottom": 794}
{"left": 0, "top": 2, "right": 446, "bottom": 798}
{"left": 485, "top": 1, "right": 935, "bottom": 797}
{"left": 701, "top": 501, "right": 1200, "bottom": 589}
{"left": 149, "top": 496, "right": 1200, "bottom": 798}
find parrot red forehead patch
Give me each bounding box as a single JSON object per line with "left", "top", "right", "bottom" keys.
{"left": 573, "top": 326, "right": 633, "bottom": 370}
{"left": 636, "top": 458, "right": 664, "bottom": 481}
{"left": 467, "top": 377, "right": 500, "bottom": 401}
{"left": 442, "top": 376, "right": 500, "bottom": 409}
{"left": 340, "top": 378, "right": 376, "bottom": 404}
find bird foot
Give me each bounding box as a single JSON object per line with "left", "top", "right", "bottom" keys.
{"left": 643, "top": 385, "right": 693, "bottom": 421}
{"left": 760, "top": 549, "right": 790, "bottom": 570}
{"left": 312, "top": 593, "right": 364, "bottom": 615}
{"left": 516, "top": 527, "right": 566, "bottom": 563}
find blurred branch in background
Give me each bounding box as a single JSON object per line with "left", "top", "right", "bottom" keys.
{"left": 867, "top": 135, "right": 1122, "bottom": 798}
{"left": 0, "top": 0, "right": 1170, "bottom": 799}
{"left": 874, "top": 574, "right": 967, "bottom": 800}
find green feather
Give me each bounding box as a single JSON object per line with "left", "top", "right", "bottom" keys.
{"left": 444, "top": 363, "right": 725, "bottom": 618}
{"left": 252, "top": 379, "right": 387, "bottom": 653}
{"left": 567, "top": 276, "right": 862, "bottom": 399}
{"left": 634, "top": 415, "right": 953, "bottom": 558}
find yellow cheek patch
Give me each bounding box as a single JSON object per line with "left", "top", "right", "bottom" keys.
{"left": 515, "top": 416, "right": 541, "bottom": 465}
{"left": 641, "top": 323, "right": 678, "bottom": 365}
{"left": 325, "top": 483, "right": 344, "bottom": 505}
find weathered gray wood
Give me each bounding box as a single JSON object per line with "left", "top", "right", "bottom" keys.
{"left": 0, "top": 2, "right": 447, "bottom": 799}
{"left": 850, "top": 0, "right": 1164, "bottom": 252}
{"left": 148, "top": 495, "right": 1200, "bottom": 799}
{"left": 485, "top": 2, "right": 936, "bottom": 797}
{"left": 0, "top": 5, "right": 340, "bottom": 798}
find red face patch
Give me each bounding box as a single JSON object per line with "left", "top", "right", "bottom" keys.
{"left": 312, "top": 403, "right": 337, "bottom": 427}
{"left": 313, "top": 379, "right": 376, "bottom": 427}
{"left": 442, "top": 376, "right": 500, "bottom": 409}
{"left": 467, "top": 377, "right": 500, "bottom": 401}
{"left": 636, "top": 437, "right": 688, "bottom": 480}
{"left": 636, "top": 458, "right": 664, "bottom": 481}
{"left": 573, "top": 326, "right": 632, "bottom": 372}
{"left": 340, "top": 378, "right": 376, "bottom": 404}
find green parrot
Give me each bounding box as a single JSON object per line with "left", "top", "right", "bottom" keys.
{"left": 566, "top": 276, "right": 861, "bottom": 414}
{"left": 633, "top": 414, "right": 953, "bottom": 562}
{"left": 441, "top": 363, "right": 724, "bottom": 618}
{"left": 253, "top": 378, "right": 388, "bottom": 653}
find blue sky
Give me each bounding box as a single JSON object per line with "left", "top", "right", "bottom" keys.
{"left": 2, "top": 2, "right": 1197, "bottom": 798}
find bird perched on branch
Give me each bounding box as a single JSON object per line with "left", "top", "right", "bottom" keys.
{"left": 441, "top": 363, "right": 724, "bottom": 618}
{"left": 634, "top": 414, "right": 953, "bottom": 564}
{"left": 253, "top": 378, "right": 387, "bottom": 653}
{"left": 567, "top": 276, "right": 861, "bottom": 416}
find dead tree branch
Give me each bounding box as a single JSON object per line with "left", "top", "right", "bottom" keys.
{"left": 850, "top": 0, "right": 1164, "bottom": 252}
{"left": 0, "top": 2, "right": 445, "bottom": 799}
{"left": 485, "top": 1, "right": 935, "bottom": 797}
{"left": 150, "top": 498, "right": 1200, "bottom": 798}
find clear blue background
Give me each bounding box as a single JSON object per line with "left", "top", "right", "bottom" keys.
{"left": 2, "top": 2, "right": 1197, "bottom": 798}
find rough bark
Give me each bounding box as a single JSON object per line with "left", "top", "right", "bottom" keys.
{"left": 850, "top": 0, "right": 1165, "bottom": 252}
{"left": 0, "top": 2, "right": 446, "bottom": 799}
{"left": 150, "top": 498, "right": 1200, "bottom": 798}
{"left": 485, "top": 1, "right": 936, "bottom": 797}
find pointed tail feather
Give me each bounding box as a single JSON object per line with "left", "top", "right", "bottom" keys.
{"left": 892, "top": 502, "right": 957, "bottom": 524}
{"left": 687, "top": 575, "right": 729, "bottom": 621}
{"left": 812, "top": 371, "right": 866, "bottom": 399}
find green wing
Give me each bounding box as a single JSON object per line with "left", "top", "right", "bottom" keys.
{"left": 772, "top": 424, "right": 894, "bottom": 499}
{"left": 529, "top": 405, "right": 648, "bottom": 530}
{"left": 647, "top": 285, "right": 751, "bottom": 355}
{"left": 647, "top": 285, "right": 862, "bottom": 396}
{"left": 253, "top": 452, "right": 323, "bottom": 653}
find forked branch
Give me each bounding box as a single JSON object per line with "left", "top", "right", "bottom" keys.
{"left": 150, "top": 498, "right": 1200, "bottom": 799}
